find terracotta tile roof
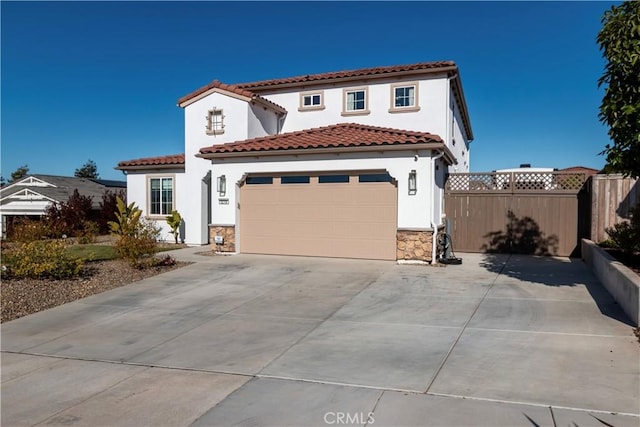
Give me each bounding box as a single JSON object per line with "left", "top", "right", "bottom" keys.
{"left": 199, "top": 123, "right": 443, "bottom": 156}
{"left": 560, "top": 166, "right": 600, "bottom": 176}
{"left": 117, "top": 154, "right": 185, "bottom": 169}
{"left": 236, "top": 61, "right": 457, "bottom": 90}
{"left": 177, "top": 80, "right": 286, "bottom": 112}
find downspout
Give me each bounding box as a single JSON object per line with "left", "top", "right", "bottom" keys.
{"left": 431, "top": 151, "right": 445, "bottom": 264}
{"left": 430, "top": 73, "right": 455, "bottom": 263}
{"left": 446, "top": 73, "right": 458, "bottom": 171}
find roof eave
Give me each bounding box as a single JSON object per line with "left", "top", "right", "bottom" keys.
{"left": 178, "top": 87, "right": 251, "bottom": 108}
{"left": 115, "top": 164, "right": 186, "bottom": 171}
{"left": 198, "top": 142, "right": 457, "bottom": 163}
{"left": 0, "top": 189, "right": 59, "bottom": 204}
{"left": 450, "top": 73, "right": 474, "bottom": 141}
{"left": 240, "top": 66, "right": 459, "bottom": 92}
{"left": 250, "top": 96, "right": 287, "bottom": 114}
{"left": 178, "top": 87, "right": 287, "bottom": 115}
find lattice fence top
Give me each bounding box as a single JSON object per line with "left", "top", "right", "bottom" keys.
{"left": 445, "top": 172, "right": 587, "bottom": 192}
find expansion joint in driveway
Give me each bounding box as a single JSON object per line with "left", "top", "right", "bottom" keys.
{"left": 1, "top": 350, "right": 257, "bottom": 378}
{"left": 423, "top": 254, "right": 511, "bottom": 394}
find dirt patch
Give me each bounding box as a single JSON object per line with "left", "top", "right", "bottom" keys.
{"left": 1, "top": 259, "right": 189, "bottom": 323}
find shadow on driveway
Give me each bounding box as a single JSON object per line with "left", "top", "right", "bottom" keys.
{"left": 480, "top": 252, "right": 635, "bottom": 327}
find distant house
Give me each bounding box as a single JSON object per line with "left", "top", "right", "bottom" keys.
{"left": 559, "top": 166, "right": 600, "bottom": 177}
{"left": 0, "top": 175, "right": 126, "bottom": 238}
{"left": 488, "top": 164, "right": 595, "bottom": 191}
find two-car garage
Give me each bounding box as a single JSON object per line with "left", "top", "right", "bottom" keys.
{"left": 239, "top": 172, "right": 398, "bottom": 260}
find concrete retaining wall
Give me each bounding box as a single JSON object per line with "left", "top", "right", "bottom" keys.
{"left": 581, "top": 239, "right": 639, "bottom": 326}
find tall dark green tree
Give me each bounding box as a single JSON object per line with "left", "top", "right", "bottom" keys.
{"left": 9, "top": 165, "right": 29, "bottom": 183}
{"left": 74, "top": 159, "right": 99, "bottom": 179}
{"left": 597, "top": 1, "right": 640, "bottom": 178}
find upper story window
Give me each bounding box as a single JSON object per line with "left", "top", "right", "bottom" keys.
{"left": 149, "top": 176, "right": 174, "bottom": 216}
{"left": 206, "top": 108, "right": 225, "bottom": 135}
{"left": 299, "top": 91, "right": 325, "bottom": 111}
{"left": 389, "top": 82, "right": 420, "bottom": 113}
{"left": 342, "top": 87, "right": 370, "bottom": 116}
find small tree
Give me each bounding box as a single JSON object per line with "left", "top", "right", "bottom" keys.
{"left": 74, "top": 159, "right": 100, "bottom": 179}
{"left": 597, "top": 1, "right": 640, "bottom": 178}
{"left": 9, "top": 165, "right": 29, "bottom": 183}
{"left": 44, "top": 190, "right": 94, "bottom": 237}
{"left": 165, "top": 210, "right": 182, "bottom": 244}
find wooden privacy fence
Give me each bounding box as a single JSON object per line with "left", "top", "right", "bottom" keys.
{"left": 591, "top": 174, "right": 639, "bottom": 243}
{"left": 444, "top": 172, "right": 589, "bottom": 257}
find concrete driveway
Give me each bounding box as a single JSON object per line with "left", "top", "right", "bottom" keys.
{"left": 2, "top": 250, "right": 639, "bottom": 426}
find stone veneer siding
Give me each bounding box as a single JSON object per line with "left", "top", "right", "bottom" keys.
{"left": 209, "top": 225, "right": 236, "bottom": 252}
{"left": 397, "top": 229, "right": 433, "bottom": 262}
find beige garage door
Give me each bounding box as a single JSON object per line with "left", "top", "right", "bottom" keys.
{"left": 240, "top": 172, "right": 397, "bottom": 260}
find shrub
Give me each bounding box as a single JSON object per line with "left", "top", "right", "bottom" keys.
{"left": 605, "top": 202, "right": 640, "bottom": 254}
{"left": 109, "top": 197, "right": 160, "bottom": 268}
{"left": 2, "top": 240, "right": 84, "bottom": 279}
{"left": 44, "top": 190, "right": 94, "bottom": 238}
{"left": 77, "top": 220, "right": 99, "bottom": 244}
{"left": 155, "top": 254, "right": 176, "bottom": 266}
{"left": 113, "top": 219, "right": 160, "bottom": 268}
{"left": 7, "top": 218, "right": 51, "bottom": 242}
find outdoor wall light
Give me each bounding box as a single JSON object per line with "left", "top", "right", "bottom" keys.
{"left": 217, "top": 175, "right": 226, "bottom": 196}
{"left": 408, "top": 170, "right": 417, "bottom": 195}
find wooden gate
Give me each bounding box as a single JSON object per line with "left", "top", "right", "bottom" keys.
{"left": 444, "top": 172, "right": 589, "bottom": 257}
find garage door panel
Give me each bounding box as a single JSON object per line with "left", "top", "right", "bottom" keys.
{"left": 240, "top": 174, "right": 397, "bottom": 260}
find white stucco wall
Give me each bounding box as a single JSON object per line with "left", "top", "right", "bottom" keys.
{"left": 261, "top": 76, "right": 450, "bottom": 140}
{"left": 183, "top": 93, "right": 252, "bottom": 244}
{"left": 448, "top": 86, "right": 470, "bottom": 173}
{"left": 248, "top": 103, "right": 279, "bottom": 138}
{"left": 125, "top": 169, "right": 186, "bottom": 243}
{"left": 208, "top": 150, "right": 439, "bottom": 251}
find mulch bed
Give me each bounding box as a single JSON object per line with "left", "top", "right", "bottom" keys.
{"left": 1, "top": 259, "right": 189, "bottom": 323}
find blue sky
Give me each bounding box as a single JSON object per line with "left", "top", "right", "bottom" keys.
{"left": 2, "top": 1, "right": 616, "bottom": 181}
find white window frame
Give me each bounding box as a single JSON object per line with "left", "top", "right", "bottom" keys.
{"left": 342, "top": 87, "right": 370, "bottom": 116}
{"left": 147, "top": 175, "right": 175, "bottom": 217}
{"left": 389, "top": 82, "right": 420, "bottom": 113}
{"left": 298, "top": 91, "right": 325, "bottom": 111}
{"left": 206, "top": 108, "right": 225, "bottom": 135}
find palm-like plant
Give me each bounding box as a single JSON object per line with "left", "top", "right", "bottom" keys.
{"left": 165, "top": 210, "right": 182, "bottom": 244}
{"left": 107, "top": 197, "right": 142, "bottom": 237}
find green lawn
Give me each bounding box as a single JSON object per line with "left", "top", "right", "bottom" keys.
{"left": 66, "top": 245, "right": 117, "bottom": 261}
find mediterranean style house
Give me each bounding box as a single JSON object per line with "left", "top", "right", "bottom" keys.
{"left": 117, "top": 61, "right": 474, "bottom": 262}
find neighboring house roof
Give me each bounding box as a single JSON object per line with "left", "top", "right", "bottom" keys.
{"left": 92, "top": 179, "right": 127, "bottom": 188}
{"left": 0, "top": 175, "right": 126, "bottom": 209}
{"left": 560, "top": 166, "right": 600, "bottom": 176}
{"left": 176, "top": 80, "right": 286, "bottom": 113}
{"left": 116, "top": 154, "right": 186, "bottom": 171}
{"left": 197, "top": 123, "right": 456, "bottom": 164}
{"left": 179, "top": 60, "right": 473, "bottom": 141}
